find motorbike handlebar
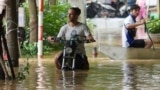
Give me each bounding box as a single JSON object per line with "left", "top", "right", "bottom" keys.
{"left": 55, "top": 35, "right": 95, "bottom": 44}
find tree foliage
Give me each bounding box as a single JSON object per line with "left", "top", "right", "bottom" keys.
{"left": 20, "top": 2, "right": 71, "bottom": 56}
{"left": 43, "top": 4, "right": 70, "bottom": 37}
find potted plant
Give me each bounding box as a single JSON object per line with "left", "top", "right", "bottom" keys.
{"left": 146, "top": 18, "right": 160, "bottom": 43}
{"left": 147, "top": 19, "right": 160, "bottom": 33}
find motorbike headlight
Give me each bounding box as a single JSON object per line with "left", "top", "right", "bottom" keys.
{"left": 65, "top": 47, "right": 72, "bottom": 54}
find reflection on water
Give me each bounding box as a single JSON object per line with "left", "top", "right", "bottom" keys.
{"left": 55, "top": 70, "right": 88, "bottom": 90}
{"left": 122, "top": 60, "right": 160, "bottom": 90}
{"left": 122, "top": 61, "right": 137, "bottom": 90}
{"left": 36, "top": 58, "right": 46, "bottom": 89}
{"left": 1, "top": 57, "right": 160, "bottom": 90}
{"left": 0, "top": 80, "right": 18, "bottom": 90}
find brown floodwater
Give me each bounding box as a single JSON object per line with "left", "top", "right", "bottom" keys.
{"left": 1, "top": 44, "right": 160, "bottom": 90}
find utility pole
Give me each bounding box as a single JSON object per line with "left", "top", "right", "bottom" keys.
{"left": 38, "top": 0, "right": 44, "bottom": 58}
{"left": 6, "top": 0, "right": 19, "bottom": 67}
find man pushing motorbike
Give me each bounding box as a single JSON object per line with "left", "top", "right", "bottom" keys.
{"left": 47, "top": 7, "right": 95, "bottom": 70}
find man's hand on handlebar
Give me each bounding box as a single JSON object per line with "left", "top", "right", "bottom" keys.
{"left": 87, "top": 35, "right": 96, "bottom": 43}
{"left": 47, "top": 36, "right": 54, "bottom": 41}
{"left": 47, "top": 36, "right": 58, "bottom": 44}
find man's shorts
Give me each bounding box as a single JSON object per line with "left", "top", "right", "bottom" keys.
{"left": 129, "top": 39, "right": 145, "bottom": 48}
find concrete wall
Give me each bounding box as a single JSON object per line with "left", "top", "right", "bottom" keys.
{"left": 91, "top": 18, "right": 124, "bottom": 34}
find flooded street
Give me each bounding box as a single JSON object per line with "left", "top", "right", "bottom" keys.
{"left": 17, "top": 59, "right": 160, "bottom": 90}
{"left": 0, "top": 44, "right": 160, "bottom": 90}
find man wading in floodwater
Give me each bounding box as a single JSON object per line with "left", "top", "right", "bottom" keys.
{"left": 48, "top": 7, "right": 95, "bottom": 70}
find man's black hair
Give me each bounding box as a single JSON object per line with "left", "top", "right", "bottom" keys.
{"left": 70, "top": 7, "right": 81, "bottom": 15}
{"left": 130, "top": 4, "right": 140, "bottom": 11}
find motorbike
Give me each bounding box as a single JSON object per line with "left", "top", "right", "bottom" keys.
{"left": 56, "top": 30, "right": 90, "bottom": 71}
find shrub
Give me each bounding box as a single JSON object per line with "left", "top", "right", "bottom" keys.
{"left": 147, "top": 19, "right": 160, "bottom": 34}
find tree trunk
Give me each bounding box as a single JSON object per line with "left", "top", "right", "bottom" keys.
{"left": 28, "top": 0, "right": 38, "bottom": 43}
{"left": 0, "top": 13, "right": 5, "bottom": 79}
{"left": 6, "top": 0, "right": 19, "bottom": 67}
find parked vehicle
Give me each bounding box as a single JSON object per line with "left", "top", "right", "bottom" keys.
{"left": 86, "top": 1, "right": 130, "bottom": 18}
